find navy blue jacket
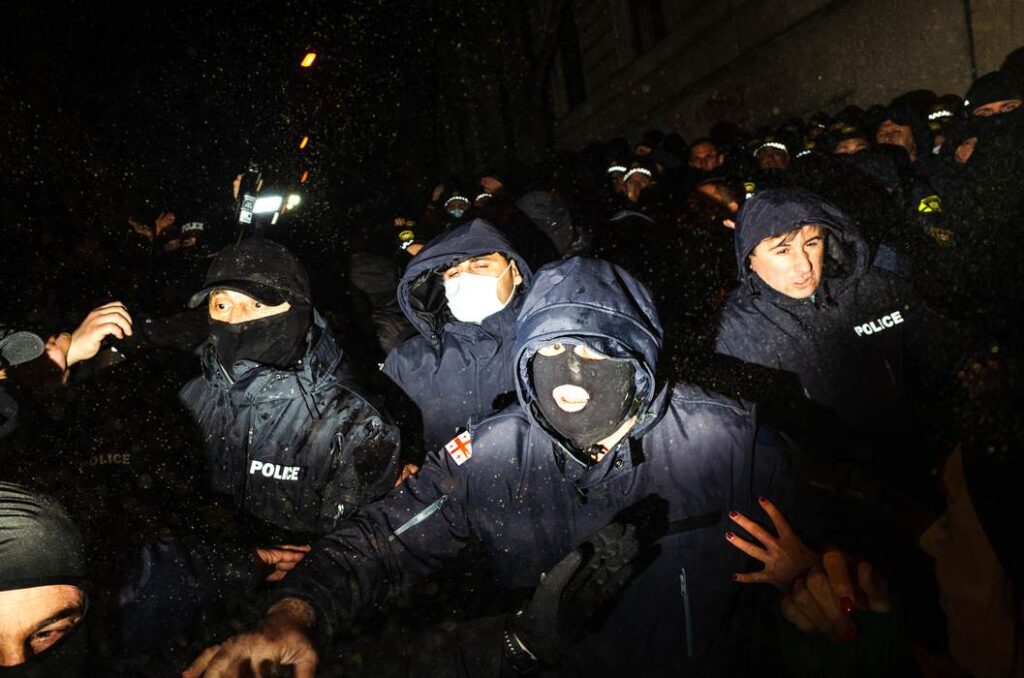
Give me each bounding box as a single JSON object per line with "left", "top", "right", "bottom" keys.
{"left": 715, "top": 188, "right": 927, "bottom": 428}
{"left": 180, "top": 312, "right": 400, "bottom": 536}
{"left": 382, "top": 220, "right": 533, "bottom": 452}
{"left": 278, "top": 258, "right": 794, "bottom": 676}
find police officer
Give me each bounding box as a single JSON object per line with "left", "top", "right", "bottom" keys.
{"left": 713, "top": 188, "right": 962, "bottom": 559}
{"left": 180, "top": 238, "right": 400, "bottom": 537}
{"left": 383, "top": 219, "right": 530, "bottom": 455}
{"left": 185, "top": 257, "right": 806, "bottom": 677}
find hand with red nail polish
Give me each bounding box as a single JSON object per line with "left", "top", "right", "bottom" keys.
{"left": 725, "top": 496, "right": 817, "bottom": 591}
{"left": 780, "top": 548, "right": 891, "bottom": 642}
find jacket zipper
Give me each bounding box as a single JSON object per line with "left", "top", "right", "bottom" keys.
{"left": 679, "top": 567, "right": 694, "bottom": 659}
{"left": 389, "top": 495, "right": 448, "bottom": 542}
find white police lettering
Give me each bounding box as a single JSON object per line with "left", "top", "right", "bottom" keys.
{"left": 853, "top": 310, "right": 904, "bottom": 337}
{"left": 86, "top": 453, "right": 131, "bottom": 466}
{"left": 248, "top": 460, "right": 301, "bottom": 481}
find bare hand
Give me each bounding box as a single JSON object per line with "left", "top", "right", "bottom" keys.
{"left": 395, "top": 463, "right": 420, "bottom": 486}
{"left": 780, "top": 548, "right": 891, "bottom": 642}
{"left": 255, "top": 545, "right": 311, "bottom": 583}
{"left": 128, "top": 218, "right": 154, "bottom": 240}
{"left": 182, "top": 598, "right": 318, "bottom": 677}
{"left": 66, "top": 302, "right": 133, "bottom": 368}
{"left": 154, "top": 211, "right": 176, "bottom": 236}
{"left": 726, "top": 496, "right": 817, "bottom": 591}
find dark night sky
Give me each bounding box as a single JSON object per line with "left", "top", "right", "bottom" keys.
{"left": 1, "top": 0, "right": 438, "bottom": 230}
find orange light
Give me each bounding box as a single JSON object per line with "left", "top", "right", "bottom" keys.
{"left": 299, "top": 135, "right": 309, "bottom": 149}
{"left": 300, "top": 170, "right": 310, "bottom": 183}
{"left": 300, "top": 52, "right": 317, "bottom": 68}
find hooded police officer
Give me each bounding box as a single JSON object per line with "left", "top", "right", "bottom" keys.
{"left": 383, "top": 220, "right": 530, "bottom": 456}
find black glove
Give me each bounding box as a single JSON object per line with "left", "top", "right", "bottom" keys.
{"left": 504, "top": 521, "right": 641, "bottom": 671}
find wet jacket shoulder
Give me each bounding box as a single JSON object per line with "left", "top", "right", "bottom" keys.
{"left": 179, "top": 311, "right": 399, "bottom": 536}
{"left": 383, "top": 220, "right": 533, "bottom": 452}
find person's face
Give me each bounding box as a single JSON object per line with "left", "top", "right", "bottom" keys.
{"left": 689, "top": 142, "right": 724, "bottom": 172}
{"left": 442, "top": 252, "right": 522, "bottom": 304}
{"left": 919, "top": 447, "right": 1018, "bottom": 678}
{"left": 445, "top": 199, "right": 469, "bottom": 216}
{"left": 971, "top": 98, "right": 1022, "bottom": 117}
{"left": 624, "top": 172, "right": 652, "bottom": 203}
{"left": 208, "top": 290, "right": 291, "bottom": 324}
{"left": 748, "top": 224, "right": 825, "bottom": 299}
{"left": 0, "top": 585, "right": 84, "bottom": 666}
{"left": 876, "top": 120, "right": 916, "bottom": 154}
{"left": 955, "top": 137, "right": 978, "bottom": 165}
{"left": 834, "top": 137, "right": 869, "bottom": 155}
{"left": 535, "top": 342, "right": 610, "bottom": 412}
{"left": 756, "top": 148, "right": 789, "bottom": 170}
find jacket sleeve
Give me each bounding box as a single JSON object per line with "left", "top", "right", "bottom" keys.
{"left": 274, "top": 451, "right": 477, "bottom": 642}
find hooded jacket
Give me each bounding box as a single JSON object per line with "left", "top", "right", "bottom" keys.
{"left": 383, "top": 220, "right": 532, "bottom": 453}
{"left": 715, "top": 188, "right": 921, "bottom": 429}
{"left": 275, "top": 258, "right": 795, "bottom": 676}
{"left": 180, "top": 311, "right": 400, "bottom": 536}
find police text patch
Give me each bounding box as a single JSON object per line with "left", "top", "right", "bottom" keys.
{"left": 853, "top": 310, "right": 904, "bottom": 337}
{"left": 249, "top": 460, "right": 301, "bottom": 481}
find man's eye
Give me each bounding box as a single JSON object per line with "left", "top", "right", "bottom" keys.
{"left": 216, "top": 303, "right": 228, "bottom": 310}
{"left": 776, "top": 248, "right": 790, "bottom": 255}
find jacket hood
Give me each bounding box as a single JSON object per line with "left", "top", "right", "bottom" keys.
{"left": 397, "top": 219, "right": 533, "bottom": 341}
{"left": 514, "top": 257, "right": 664, "bottom": 445}
{"left": 734, "top": 187, "right": 870, "bottom": 294}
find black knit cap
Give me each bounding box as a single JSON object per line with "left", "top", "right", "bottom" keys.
{"left": 188, "top": 237, "right": 312, "bottom": 308}
{"left": 965, "top": 70, "right": 1023, "bottom": 112}
{"left": 0, "top": 481, "right": 85, "bottom": 591}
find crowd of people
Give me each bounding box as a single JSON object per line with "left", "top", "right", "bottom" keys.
{"left": 1, "top": 46, "right": 1023, "bottom": 678}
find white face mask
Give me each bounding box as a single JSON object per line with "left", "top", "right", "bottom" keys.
{"left": 444, "top": 261, "right": 515, "bottom": 324}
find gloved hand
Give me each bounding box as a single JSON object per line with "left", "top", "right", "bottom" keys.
{"left": 505, "top": 521, "right": 641, "bottom": 670}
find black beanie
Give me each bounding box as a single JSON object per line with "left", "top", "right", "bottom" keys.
{"left": 964, "top": 70, "right": 1023, "bottom": 112}
{"left": 0, "top": 482, "right": 85, "bottom": 591}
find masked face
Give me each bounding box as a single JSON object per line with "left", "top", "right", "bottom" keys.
{"left": 442, "top": 254, "right": 521, "bottom": 324}
{"left": 530, "top": 342, "right": 636, "bottom": 452}
{"left": 207, "top": 290, "right": 311, "bottom": 369}
{"left": 0, "top": 585, "right": 87, "bottom": 672}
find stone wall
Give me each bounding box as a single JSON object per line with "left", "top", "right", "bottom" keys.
{"left": 550, "top": 0, "right": 1023, "bottom": 148}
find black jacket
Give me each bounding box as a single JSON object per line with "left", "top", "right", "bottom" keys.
{"left": 180, "top": 311, "right": 400, "bottom": 536}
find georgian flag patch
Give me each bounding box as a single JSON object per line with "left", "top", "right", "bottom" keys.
{"left": 444, "top": 431, "right": 473, "bottom": 466}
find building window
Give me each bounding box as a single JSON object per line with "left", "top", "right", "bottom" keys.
{"left": 630, "top": 0, "right": 666, "bottom": 56}
{"left": 558, "top": 2, "right": 586, "bottom": 108}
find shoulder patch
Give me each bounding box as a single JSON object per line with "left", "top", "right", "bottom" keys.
{"left": 444, "top": 431, "right": 473, "bottom": 466}
{"left": 917, "top": 194, "right": 942, "bottom": 213}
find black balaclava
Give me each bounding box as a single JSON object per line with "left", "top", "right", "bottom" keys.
{"left": 531, "top": 343, "right": 636, "bottom": 456}
{"left": 209, "top": 304, "right": 312, "bottom": 370}
{"left": 0, "top": 482, "right": 89, "bottom": 677}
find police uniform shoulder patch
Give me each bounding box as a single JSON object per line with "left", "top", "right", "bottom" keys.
{"left": 917, "top": 195, "right": 942, "bottom": 213}
{"left": 444, "top": 431, "right": 473, "bottom": 466}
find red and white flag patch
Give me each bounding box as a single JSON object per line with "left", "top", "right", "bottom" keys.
{"left": 444, "top": 431, "right": 473, "bottom": 466}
